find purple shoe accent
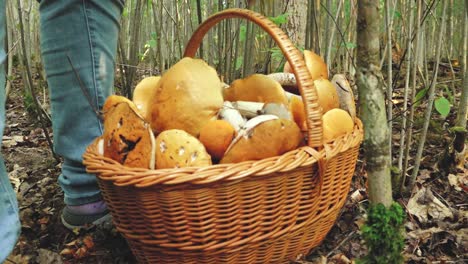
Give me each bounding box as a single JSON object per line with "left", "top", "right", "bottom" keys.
{"left": 67, "top": 200, "right": 107, "bottom": 215}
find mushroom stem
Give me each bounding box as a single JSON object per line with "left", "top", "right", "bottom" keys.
{"left": 219, "top": 102, "right": 246, "bottom": 131}
{"left": 331, "top": 74, "right": 357, "bottom": 121}
{"left": 267, "top": 72, "right": 297, "bottom": 86}
{"left": 231, "top": 101, "right": 265, "bottom": 118}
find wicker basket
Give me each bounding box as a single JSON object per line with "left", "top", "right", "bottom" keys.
{"left": 83, "top": 8, "right": 363, "bottom": 264}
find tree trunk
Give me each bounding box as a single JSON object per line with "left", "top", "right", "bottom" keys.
{"left": 450, "top": 1, "right": 467, "bottom": 167}
{"left": 402, "top": 0, "right": 422, "bottom": 190}
{"left": 285, "top": 0, "right": 308, "bottom": 48}
{"left": 385, "top": 0, "right": 393, "bottom": 162}
{"left": 409, "top": 0, "right": 447, "bottom": 190}
{"left": 356, "top": 0, "right": 393, "bottom": 207}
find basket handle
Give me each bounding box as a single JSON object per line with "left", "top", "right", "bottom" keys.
{"left": 184, "top": 8, "right": 323, "bottom": 147}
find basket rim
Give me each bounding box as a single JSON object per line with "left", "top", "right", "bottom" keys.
{"left": 83, "top": 120, "right": 363, "bottom": 187}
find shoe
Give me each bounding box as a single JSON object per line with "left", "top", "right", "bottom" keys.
{"left": 61, "top": 201, "right": 112, "bottom": 230}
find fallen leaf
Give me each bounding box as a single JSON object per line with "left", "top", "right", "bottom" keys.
{"left": 407, "top": 187, "right": 453, "bottom": 223}
{"left": 2, "top": 135, "right": 24, "bottom": 147}
{"left": 38, "top": 216, "right": 49, "bottom": 225}
{"left": 330, "top": 253, "right": 351, "bottom": 263}
{"left": 407, "top": 227, "right": 444, "bottom": 243}
{"left": 448, "top": 174, "right": 462, "bottom": 191}
{"left": 37, "top": 248, "right": 63, "bottom": 264}
{"left": 65, "top": 240, "right": 78, "bottom": 247}
{"left": 83, "top": 235, "right": 95, "bottom": 249}
{"left": 8, "top": 164, "right": 25, "bottom": 192}
{"left": 350, "top": 189, "right": 365, "bottom": 203}
{"left": 73, "top": 246, "right": 89, "bottom": 259}
{"left": 60, "top": 248, "right": 75, "bottom": 256}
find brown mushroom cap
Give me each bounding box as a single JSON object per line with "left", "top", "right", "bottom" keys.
{"left": 304, "top": 50, "right": 328, "bottom": 81}
{"left": 314, "top": 78, "right": 340, "bottom": 113}
{"left": 155, "top": 129, "right": 212, "bottom": 169}
{"left": 102, "top": 95, "right": 155, "bottom": 169}
{"left": 149, "top": 57, "right": 223, "bottom": 136}
{"left": 133, "top": 76, "right": 161, "bottom": 119}
{"left": 289, "top": 96, "right": 307, "bottom": 131}
{"left": 283, "top": 50, "right": 328, "bottom": 81}
{"left": 198, "top": 120, "right": 236, "bottom": 161}
{"left": 223, "top": 74, "right": 289, "bottom": 106}
{"left": 322, "top": 108, "right": 354, "bottom": 143}
{"left": 220, "top": 117, "right": 302, "bottom": 164}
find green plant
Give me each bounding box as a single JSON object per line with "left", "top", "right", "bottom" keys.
{"left": 358, "top": 203, "right": 405, "bottom": 264}
{"left": 23, "top": 91, "right": 35, "bottom": 116}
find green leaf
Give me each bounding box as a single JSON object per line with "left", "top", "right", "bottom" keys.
{"left": 268, "top": 13, "right": 288, "bottom": 26}
{"left": 239, "top": 25, "right": 247, "bottom": 42}
{"left": 235, "top": 57, "right": 243, "bottom": 71}
{"left": 345, "top": 42, "right": 357, "bottom": 49}
{"left": 434, "top": 97, "right": 451, "bottom": 117}
{"left": 151, "top": 32, "right": 157, "bottom": 39}
{"left": 148, "top": 39, "right": 157, "bottom": 48}
{"left": 414, "top": 87, "right": 428, "bottom": 105}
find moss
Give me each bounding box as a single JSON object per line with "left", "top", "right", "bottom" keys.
{"left": 358, "top": 203, "right": 405, "bottom": 264}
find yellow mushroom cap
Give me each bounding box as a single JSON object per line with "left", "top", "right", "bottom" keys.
{"left": 314, "top": 78, "right": 340, "bottom": 113}
{"left": 283, "top": 50, "right": 328, "bottom": 82}
{"left": 199, "top": 120, "right": 236, "bottom": 161}
{"left": 155, "top": 129, "right": 212, "bottom": 169}
{"left": 223, "top": 74, "right": 289, "bottom": 106}
{"left": 149, "top": 57, "right": 223, "bottom": 136}
{"left": 220, "top": 117, "right": 302, "bottom": 164}
{"left": 304, "top": 50, "right": 328, "bottom": 81}
{"left": 102, "top": 95, "right": 156, "bottom": 169}
{"left": 133, "top": 76, "right": 161, "bottom": 119}
{"left": 322, "top": 108, "right": 354, "bottom": 143}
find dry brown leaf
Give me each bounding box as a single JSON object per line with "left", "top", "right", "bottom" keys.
{"left": 448, "top": 174, "right": 462, "bottom": 191}
{"left": 407, "top": 186, "right": 453, "bottom": 223}
{"left": 73, "top": 246, "right": 89, "bottom": 259}
{"left": 83, "top": 235, "right": 95, "bottom": 249}
{"left": 60, "top": 248, "right": 75, "bottom": 256}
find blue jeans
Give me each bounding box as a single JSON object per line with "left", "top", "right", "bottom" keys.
{"left": 0, "top": 1, "right": 123, "bottom": 259}
{"left": 39, "top": 0, "right": 123, "bottom": 206}
{"left": 0, "top": 0, "right": 21, "bottom": 262}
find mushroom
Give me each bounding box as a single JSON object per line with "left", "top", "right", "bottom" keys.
{"left": 223, "top": 74, "right": 289, "bottom": 106}
{"left": 148, "top": 57, "right": 223, "bottom": 136}
{"left": 262, "top": 103, "right": 292, "bottom": 120}
{"left": 199, "top": 120, "right": 236, "bottom": 161}
{"left": 132, "top": 76, "right": 161, "bottom": 119}
{"left": 331, "top": 74, "right": 357, "bottom": 121}
{"left": 231, "top": 101, "right": 265, "bottom": 119}
{"left": 322, "top": 108, "right": 354, "bottom": 143}
{"left": 314, "top": 78, "right": 340, "bottom": 113}
{"left": 102, "top": 95, "right": 156, "bottom": 169}
{"left": 289, "top": 95, "right": 307, "bottom": 131}
{"left": 220, "top": 115, "right": 302, "bottom": 164}
{"left": 282, "top": 50, "right": 328, "bottom": 94}
{"left": 284, "top": 50, "right": 328, "bottom": 81}
{"left": 221, "top": 101, "right": 291, "bottom": 121}
{"left": 155, "top": 129, "right": 212, "bottom": 169}
{"left": 218, "top": 101, "right": 246, "bottom": 131}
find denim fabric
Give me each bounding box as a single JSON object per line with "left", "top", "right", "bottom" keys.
{"left": 0, "top": 0, "right": 21, "bottom": 262}
{"left": 39, "top": 0, "right": 123, "bottom": 205}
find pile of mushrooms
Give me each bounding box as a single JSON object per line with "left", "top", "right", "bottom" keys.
{"left": 98, "top": 52, "right": 357, "bottom": 170}
{"left": 268, "top": 50, "right": 357, "bottom": 143}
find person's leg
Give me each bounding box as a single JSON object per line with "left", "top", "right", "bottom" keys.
{"left": 39, "top": 0, "right": 123, "bottom": 227}
{"left": 0, "top": 0, "right": 21, "bottom": 261}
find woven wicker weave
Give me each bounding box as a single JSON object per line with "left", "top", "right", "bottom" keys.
{"left": 83, "top": 8, "right": 363, "bottom": 264}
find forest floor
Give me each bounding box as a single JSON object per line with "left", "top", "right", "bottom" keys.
{"left": 3, "top": 65, "right": 467, "bottom": 264}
